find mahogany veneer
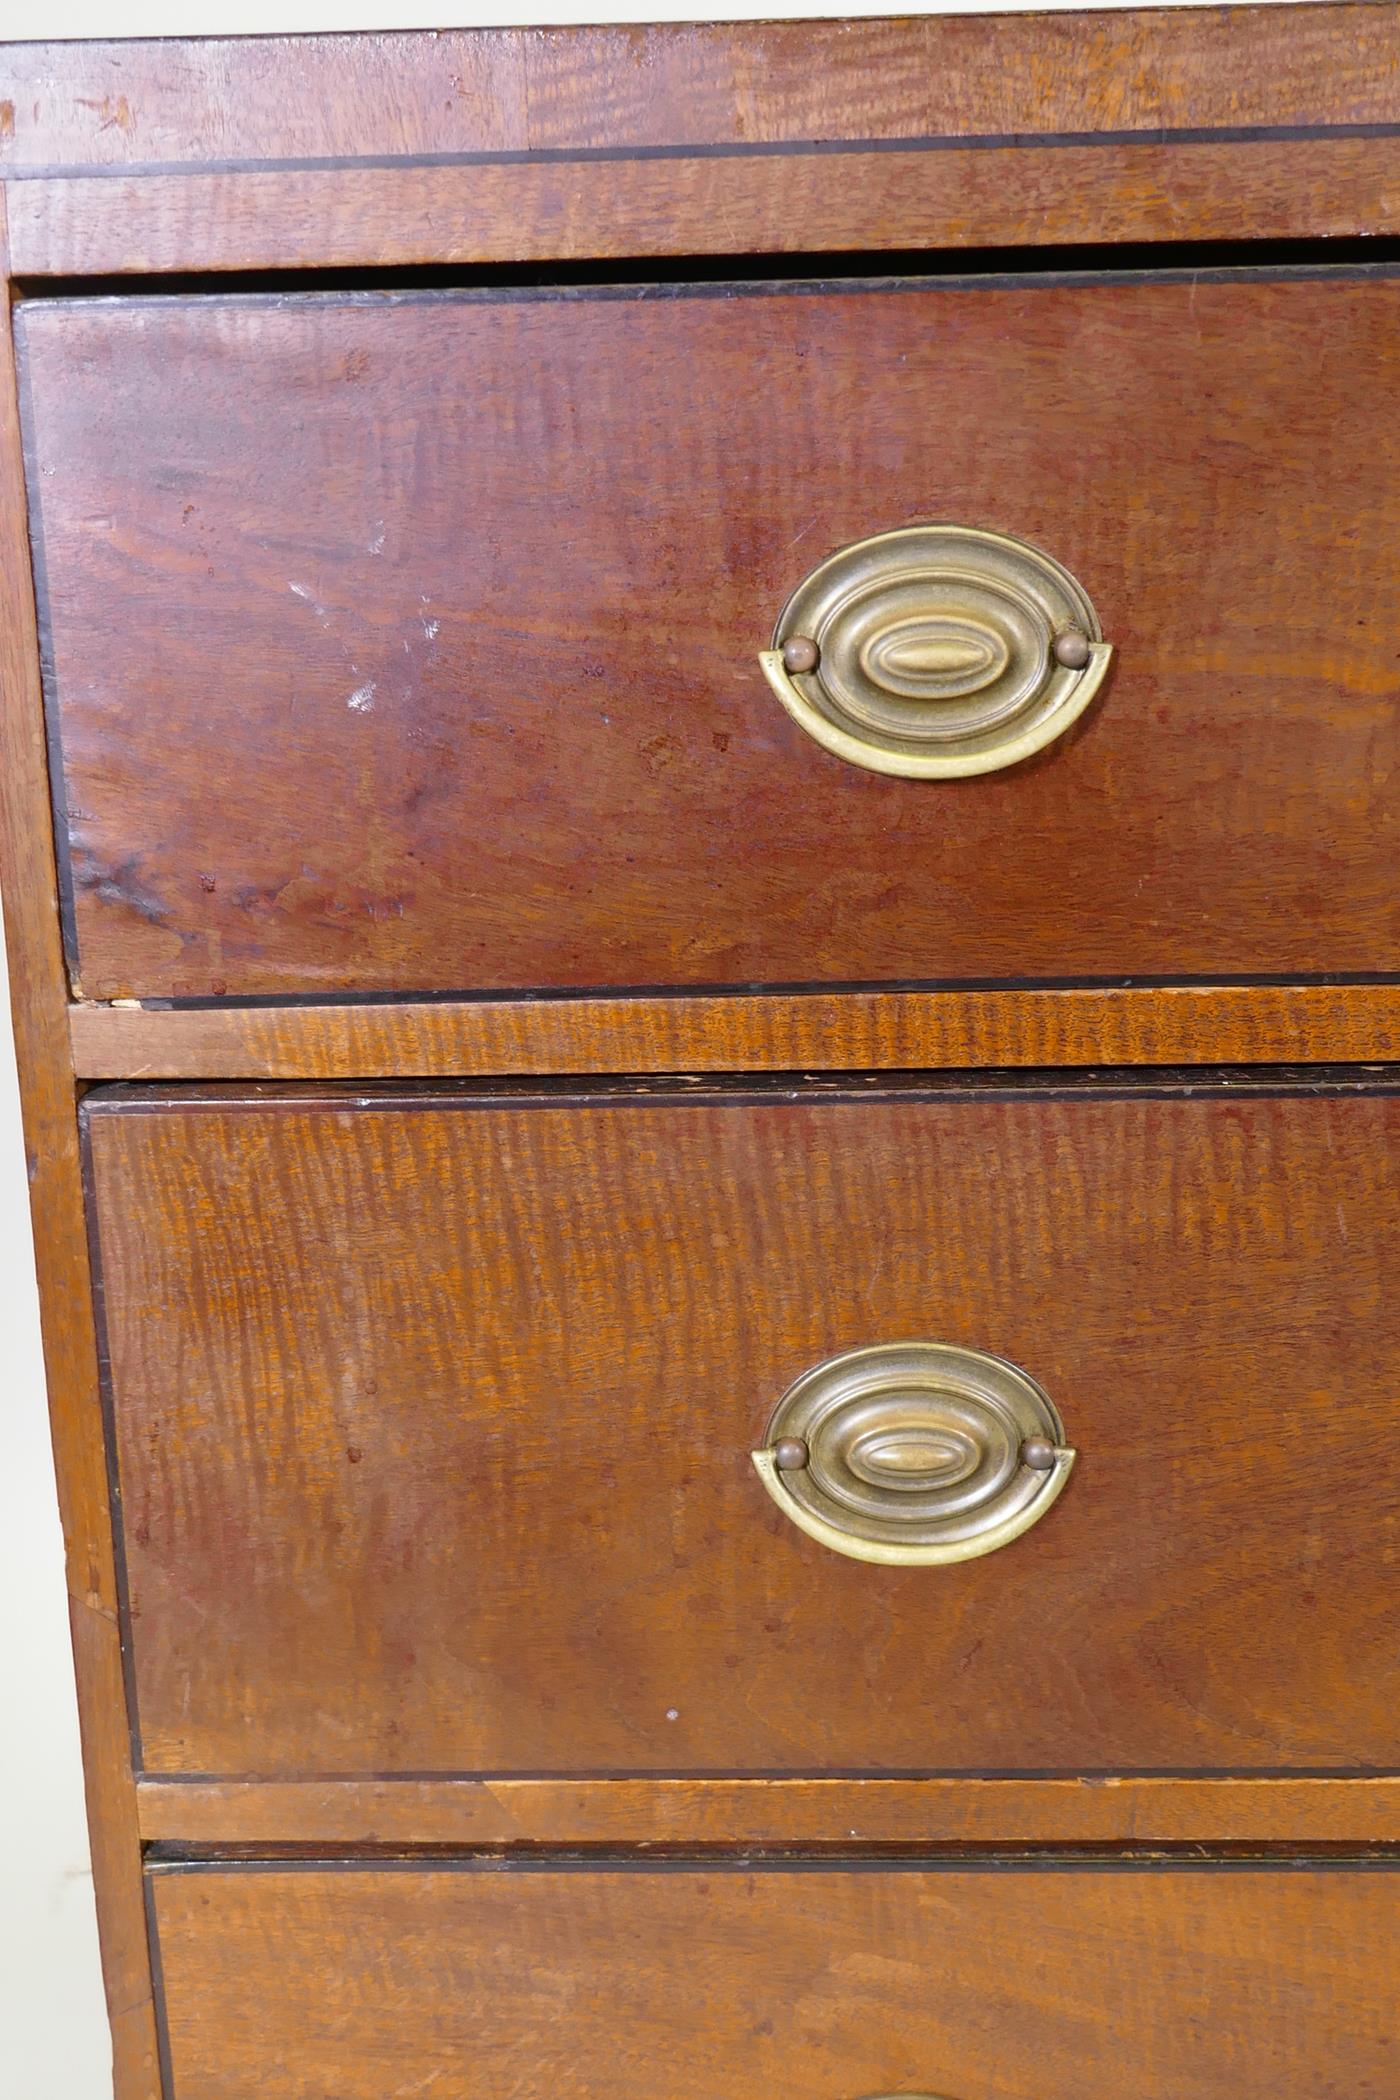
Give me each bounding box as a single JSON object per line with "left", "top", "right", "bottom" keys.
{"left": 3, "top": 11, "right": 1399, "bottom": 2099}
{"left": 19, "top": 271, "right": 1400, "bottom": 1000}
{"left": 147, "top": 1862, "right": 1400, "bottom": 2100}
{"left": 85, "top": 1077, "right": 1400, "bottom": 1780}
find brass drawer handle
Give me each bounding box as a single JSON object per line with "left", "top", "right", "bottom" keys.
{"left": 760, "top": 522, "right": 1110, "bottom": 778}
{"left": 753, "top": 1342, "right": 1074, "bottom": 1566}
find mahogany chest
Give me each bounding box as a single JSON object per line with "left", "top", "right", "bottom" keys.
{"left": 2, "top": 10, "right": 1397, "bottom": 2096}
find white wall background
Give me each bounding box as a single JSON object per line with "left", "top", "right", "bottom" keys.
{"left": 0, "top": 908, "right": 109, "bottom": 2098}
{"left": 0, "top": 0, "right": 1302, "bottom": 2092}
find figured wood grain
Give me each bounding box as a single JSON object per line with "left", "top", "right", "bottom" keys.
{"left": 148, "top": 1861, "right": 1400, "bottom": 2100}
{"left": 86, "top": 1081, "right": 1400, "bottom": 1779}
{"left": 135, "top": 1774, "right": 1400, "bottom": 1849}
{"left": 0, "top": 212, "right": 158, "bottom": 2096}
{"left": 3, "top": 7, "right": 1399, "bottom": 172}
{"left": 68, "top": 983, "right": 1400, "bottom": 1081}
{"left": 24, "top": 273, "right": 1400, "bottom": 1001}
{"left": 520, "top": 7, "right": 1400, "bottom": 151}
{"left": 12, "top": 134, "right": 1400, "bottom": 276}
{"left": 5, "top": 15, "right": 1399, "bottom": 2090}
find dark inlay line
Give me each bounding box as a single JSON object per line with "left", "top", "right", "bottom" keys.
{"left": 10, "top": 116, "right": 1400, "bottom": 184}
{"left": 103, "top": 964, "right": 1400, "bottom": 1012}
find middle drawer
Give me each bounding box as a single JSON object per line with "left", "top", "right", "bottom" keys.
{"left": 86, "top": 1074, "right": 1398, "bottom": 1779}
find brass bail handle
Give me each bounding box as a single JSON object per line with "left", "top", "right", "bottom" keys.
{"left": 753, "top": 1341, "right": 1075, "bottom": 1567}
{"left": 760, "top": 522, "right": 1111, "bottom": 779}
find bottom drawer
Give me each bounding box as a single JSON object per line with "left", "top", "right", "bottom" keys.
{"left": 148, "top": 1859, "right": 1396, "bottom": 2098}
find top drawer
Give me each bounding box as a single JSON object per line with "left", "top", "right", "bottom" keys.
{"left": 20, "top": 267, "right": 1400, "bottom": 1002}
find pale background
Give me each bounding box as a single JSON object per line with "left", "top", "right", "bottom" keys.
{"left": 0, "top": 0, "right": 1304, "bottom": 2091}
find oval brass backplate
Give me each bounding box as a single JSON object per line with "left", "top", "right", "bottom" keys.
{"left": 753, "top": 1342, "right": 1074, "bottom": 1566}
{"left": 760, "top": 523, "right": 1110, "bottom": 778}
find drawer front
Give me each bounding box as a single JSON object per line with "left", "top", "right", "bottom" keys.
{"left": 87, "top": 1079, "right": 1400, "bottom": 1778}
{"left": 148, "top": 1861, "right": 1397, "bottom": 2100}
{"left": 24, "top": 269, "right": 1400, "bottom": 1002}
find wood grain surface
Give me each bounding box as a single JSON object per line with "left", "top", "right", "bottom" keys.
{"left": 135, "top": 1773, "right": 1400, "bottom": 1849}
{"left": 12, "top": 134, "right": 1400, "bottom": 277}
{"left": 86, "top": 1079, "right": 1400, "bottom": 1779}
{"left": 69, "top": 983, "right": 1400, "bottom": 1081}
{"left": 6, "top": 16, "right": 1400, "bottom": 2089}
{"left": 147, "top": 1860, "right": 1400, "bottom": 2100}
{"left": 0, "top": 210, "right": 159, "bottom": 2097}
{"left": 23, "top": 272, "right": 1400, "bottom": 1001}
{"left": 3, "top": 7, "right": 1399, "bottom": 171}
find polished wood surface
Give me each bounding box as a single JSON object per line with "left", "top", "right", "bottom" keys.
{"left": 7, "top": 19, "right": 1400, "bottom": 2090}
{"left": 10, "top": 3, "right": 1399, "bottom": 277}
{"left": 0, "top": 210, "right": 160, "bottom": 2096}
{"left": 25, "top": 271, "right": 1400, "bottom": 1001}
{"left": 4, "top": 8, "right": 1399, "bottom": 171}
{"left": 136, "top": 1773, "right": 1400, "bottom": 1849}
{"left": 69, "top": 982, "right": 1400, "bottom": 1080}
{"left": 148, "top": 1861, "right": 1400, "bottom": 2100}
{"left": 14, "top": 136, "right": 1400, "bottom": 277}
{"left": 87, "top": 1079, "right": 1400, "bottom": 1778}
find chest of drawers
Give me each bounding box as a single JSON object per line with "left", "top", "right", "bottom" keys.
{"left": 2, "top": 11, "right": 1398, "bottom": 2097}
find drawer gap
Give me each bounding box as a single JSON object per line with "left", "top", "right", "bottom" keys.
{"left": 16, "top": 232, "right": 1400, "bottom": 305}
